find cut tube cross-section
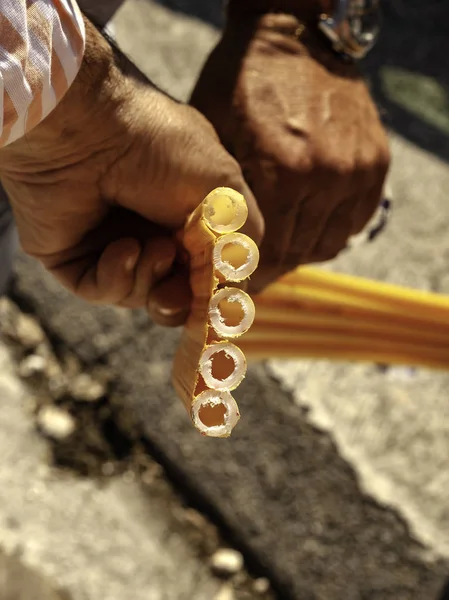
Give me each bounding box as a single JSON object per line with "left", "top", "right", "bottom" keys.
{"left": 172, "top": 187, "right": 259, "bottom": 438}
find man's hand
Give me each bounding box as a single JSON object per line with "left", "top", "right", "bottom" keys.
{"left": 191, "top": 11, "right": 390, "bottom": 290}
{"left": 0, "top": 20, "right": 263, "bottom": 326}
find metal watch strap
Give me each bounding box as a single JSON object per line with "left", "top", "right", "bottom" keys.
{"left": 318, "top": 0, "right": 381, "bottom": 60}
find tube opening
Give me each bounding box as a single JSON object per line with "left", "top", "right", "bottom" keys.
{"left": 209, "top": 288, "right": 255, "bottom": 338}
{"left": 222, "top": 244, "right": 249, "bottom": 270}
{"left": 199, "top": 402, "right": 227, "bottom": 428}
{"left": 219, "top": 299, "right": 245, "bottom": 327}
{"left": 211, "top": 350, "right": 235, "bottom": 380}
{"left": 192, "top": 390, "right": 240, "bottom": 437}
{"left": 199, "top": 342, "right": 247, "bottom": 390}
{"left": 213, "top": 234, "right": 259, "bottom": 281}
{"left": 203, "top": 188, "right": 248, "bottom": 234}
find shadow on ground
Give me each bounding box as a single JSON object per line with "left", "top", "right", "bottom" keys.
{"left": 154, "top": 0, "right": 449, "bottom": 163}
{"left": 366, "top": 3, "right": 449, "bottom": 162}
{"left": 0, "top": 551, "right": 70, "bottom": 600}
{"left": 153, "top": 0, "right": 224, "bottom": 28}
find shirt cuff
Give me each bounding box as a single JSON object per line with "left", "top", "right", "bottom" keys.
{"left": 0, "top": 0, "right": 86, "bottom": 147}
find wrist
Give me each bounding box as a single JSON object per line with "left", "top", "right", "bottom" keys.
{"left": 223, "top": 8, "right": 360, "bottom": 80}
{"left": 225, "top": 1, "right": 372, "bottom": 67}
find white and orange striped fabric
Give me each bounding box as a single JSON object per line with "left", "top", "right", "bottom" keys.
{"left": 0, "top": 0, "right": 85, "bottom": 147}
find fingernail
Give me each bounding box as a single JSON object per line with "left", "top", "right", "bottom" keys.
{"left": 147, "top": 270, "right": 192, "bottom": 327}
{"left": 156, "top": 305, "right": 186, "bottom": 317}
{"left": 124, "top": 252, "right": 139, "bottom": 272}
{"left": 153, "top": 257, "right": 174, "bottom": 279}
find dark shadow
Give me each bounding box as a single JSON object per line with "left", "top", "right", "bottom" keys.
{"left": 438, "top": 577, "right": 449, "bottom": 600}
{"left": 363, "top": 3, "right": 449, "bottom": 162}
{"left": 153, "top": 0, "right": 224, "bottom": 28}
{"left": 0, "top": 550, "right": 71, "bottom": 600}
{"left": 154, "top": 0, "right": 449, "bottom": 163}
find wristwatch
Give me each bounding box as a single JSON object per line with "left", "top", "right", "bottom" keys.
{"left": 318, "top": 0, "right": 381, "bottom": 60}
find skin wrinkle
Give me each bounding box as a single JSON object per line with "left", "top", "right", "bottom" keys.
{"left": 241, "top": 46, "right": 334, "bottom": 265}
{"left": 240, "top": 69, "right": 314, "bottom": 263}
{"left": 351, "top": 87, "right": 368, "bottom": 204}
{"left": 2, "top": 143, "right": 117, "bottom": 180}
{"left": 191, "top": 8, "right": 389, "bottom": 281}
{"left": 0, "top": 16, "right": 265, "bottom": 316}
{"left": 318, "top": 91, "right": 376, "bottom": 248}
{"left": 277, "top": 195, "right": 312, "bottom": 263}
{"left": 315, "top": 195, "right": 356, "bottom": 258}
{"left": 0, "top": 4, "right": 389, "bottom": 317}
{"left": 321, "top": 88, "right": 333, "bottom": 124}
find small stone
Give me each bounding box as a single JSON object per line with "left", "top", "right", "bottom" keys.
{"left": 48, "top": 373, "right": 68, "bottom": 399}
{"left": 253, "top": 578, "right": 270, "bottom": 594}
{"left": 0, "top": 297, "right": 12, "bottom": 313}
{"left": 60, "top": 351, "right": 81, "bottom": 377}
{"left": 182, "top": 508, "right": 208, "bottom": 530}
{"left": 101, "top": 462, "right": 116, "bottom": 477}
{"left": 15, "top": 314, "right": 45, "bottom": 348}
{"left": 18, "top": 354, "right": 47, "bottom": 378}
{"left": 36, "top": 406, "right": 76, "bottom": 440}
{"left": 0, "top": 298, "right": 19, "bottom": 335}
{"left": 214, "top": 585, "right": 235, "bottom": 600}
{"left": 122, "top": 470, "right": 135, "bottom": 484}
{"left": 45, "top": 358, "right": 64, "bottom": 380}
{"left": 70, "top": 374, "right": 106, "bottom": 402}
{"left": 140, "top": 464, "right": 162, "bottom": 486}
{"left": 210, "top": 549, "right": 244, "bottom": 578}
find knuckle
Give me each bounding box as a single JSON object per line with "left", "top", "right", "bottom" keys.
{"left": 361, "top": 150, "right": 390, "bottom": 184}
{"left": 378, "top": 146, "right": 391, "bottom": 172}
{"left": 249, "top": 210, "right": 265, "bottom": 245}
{"left": 357, "top": 143, "right": 391, "bottom": 178}
{"left": 310, "top": 144, "right": 355, "bottom": 177}
{"left": 221, "top": 154, "right": 242, "bottom": 178}
{"left": 215, "top": 158, "right": 245, "bottom": 190}
{"left": 331, "top": 157, "right": 356, "bottom": 177}
{"left": 373, "top": 128, "right": 391, "bottom": 167}
{"left": 264, "top": 137, "right": 315, "bottom": 176}
{"left": 357, "top": 153, "right": 381, "bottom": 175}
{"left": 280, "top": 152, "right": 314, "bottom": 175}
{"left": 313, "top": 241, "right": 346, "bottom": 263}
{"left": 318, "top": 247, "right": 342, "bottom": 262}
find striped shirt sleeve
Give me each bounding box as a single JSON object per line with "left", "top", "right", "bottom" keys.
{"left": 0, "top": 0, "right": 86, "bottom": 148}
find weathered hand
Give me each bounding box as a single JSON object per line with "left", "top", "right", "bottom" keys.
{"left": 0, "top": 20, "right": 263, "bottom": 326}
{"left": 191, "top": 12, "right": 390, "bottom": 290}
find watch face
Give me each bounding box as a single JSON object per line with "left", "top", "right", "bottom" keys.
{"left": 346, "top": 0, "right": 381, "bottom": 52}
{"left": 319, "top": 0, "right": 382, "bottom": 58}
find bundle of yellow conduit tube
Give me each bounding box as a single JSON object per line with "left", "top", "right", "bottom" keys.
{"left": 173, "top": 188, "right": 449, "bottom": 438}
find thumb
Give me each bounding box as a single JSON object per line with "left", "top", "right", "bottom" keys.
{"left": 234, "top": 179, "right": 264, "bottom": 246}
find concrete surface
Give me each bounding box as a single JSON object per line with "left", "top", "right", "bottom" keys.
{"left": 112, "top": 0, "right": 219, "bottom": 102}
{"left": 269, "top": 137, "right": 449, "bottom": 561}
{"left": 3, "top": 1, "right": 449, "bottom": 599}
{"left": 0, "top": 341, "right": 223, "bottom": 600}
{"left": 0, "top": 296, "right": 272, "bottom": 600}
{"left": 0, "top": 549, "right": 69, "bottom": 600}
